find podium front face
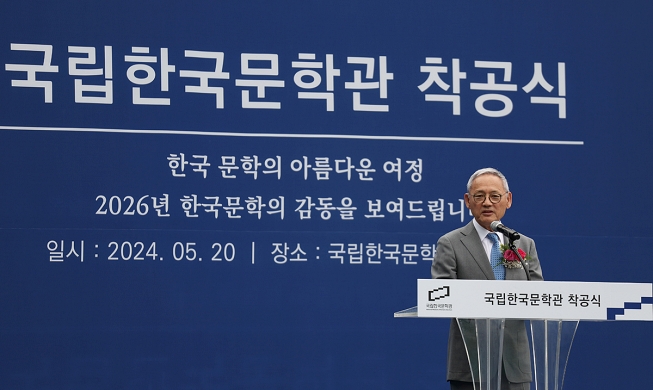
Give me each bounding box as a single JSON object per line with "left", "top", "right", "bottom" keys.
{"left": 396, "top": 280, "right": 652, "bottom": 390}
{"left": 456, "top": 318, "right": 578, "bottom": 390}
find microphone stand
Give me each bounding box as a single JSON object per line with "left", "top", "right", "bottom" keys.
{"left": 508, "top": 239, "right": 531, "bottom": 281}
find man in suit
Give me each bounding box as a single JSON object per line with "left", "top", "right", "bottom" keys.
{"left": 431, "top": 168, "right": 543, "bottom": 390}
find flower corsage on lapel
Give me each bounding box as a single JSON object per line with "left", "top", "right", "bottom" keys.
{"left": 499, "top": 244, "right": 531, "bottom": 269}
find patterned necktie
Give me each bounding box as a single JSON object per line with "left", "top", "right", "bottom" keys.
{"left": 488, "top": 233, "right": 505, "bottom": 280}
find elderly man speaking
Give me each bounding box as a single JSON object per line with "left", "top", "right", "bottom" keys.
{"left": 431, "top": 168, "right": 543, "bottom": 390}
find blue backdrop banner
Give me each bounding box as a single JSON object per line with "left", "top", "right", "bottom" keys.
{"left": 1, "top": 1, "right": 652, "bottom": 389}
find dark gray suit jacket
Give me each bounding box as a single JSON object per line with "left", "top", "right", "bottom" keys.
{"left": 431, "top": 221, "right": 543, "bottom": 383}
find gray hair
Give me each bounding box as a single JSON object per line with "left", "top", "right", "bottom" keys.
{"left": 466, "top": 168, "right": 510, "bottom": 193}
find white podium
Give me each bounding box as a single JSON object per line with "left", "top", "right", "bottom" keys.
{"left": 395, "top": 280, "right": 653, "bottom": 390}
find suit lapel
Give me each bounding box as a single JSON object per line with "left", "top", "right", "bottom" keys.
{"left": 459, "top": 221, "right": 495, "bottom": 280}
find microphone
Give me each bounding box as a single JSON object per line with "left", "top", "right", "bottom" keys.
{"left": 490, "top": 221, "right": 530, "bottom": 280}
{"left": 490, "top": 221, "right": 521, "bottom": 241}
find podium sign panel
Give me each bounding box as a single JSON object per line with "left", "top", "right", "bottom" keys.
{"left": 417, "top": 279, "right": 653, "bottom": 321}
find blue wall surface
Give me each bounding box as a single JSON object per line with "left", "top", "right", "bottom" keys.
{"left": 1, "top": 1, "right": 652, "bottom": 389}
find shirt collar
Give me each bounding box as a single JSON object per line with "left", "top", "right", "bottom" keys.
{"left": 472, "top": 218, "right": 504, "bottom": 243}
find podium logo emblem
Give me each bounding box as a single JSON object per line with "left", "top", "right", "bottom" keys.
{"left": 428, "top": 286, "right": 450, "bottom": 301}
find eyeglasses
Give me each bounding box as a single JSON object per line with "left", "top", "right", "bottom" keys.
{"left": 470, "top": 192, "right": 508, "bottom": 204}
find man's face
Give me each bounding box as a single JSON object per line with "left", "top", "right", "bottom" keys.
{"left": 464, "top": 174, "right": 512, "bottom": 231}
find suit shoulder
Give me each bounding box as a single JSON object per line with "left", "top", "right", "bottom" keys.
{"left": 439, "top": 224, "right": 472, "bottom": 241}
{"left": 516, "top": 233, "right": 536, "bottom": 245}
